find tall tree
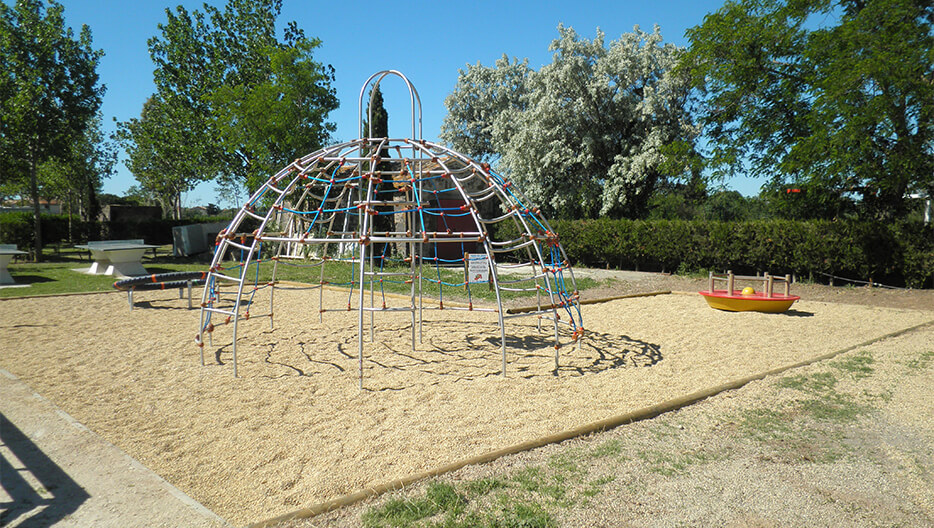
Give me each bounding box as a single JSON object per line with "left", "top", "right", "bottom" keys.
{"left": 121, "top": 0, "right": 338, "bottom": 211}
{"left": 682, "top": 0, "right": 934, "bottom": 220}
{"left": 442, "top": 25, "right": 699, "bottom": 219}
{"left": 361, "top": 85, "right": 393, "bottom": 258}
{"left": 0, "top": 0, "right": 104, "bottom": 259}
{"left": 441, "top": 55, "right": 531, "bottom": 162}
{"left": 117, "top": 96, "right": 203, "bottom": 218}
{"left": 209, "top": 38, "right": 338, "bottom": 193}
{"left": 39, "top": 112, "right": 116, "bottom": 240}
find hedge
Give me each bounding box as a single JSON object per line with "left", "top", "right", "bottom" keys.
{"left": 542, "top": 219, "right": 934, "bottom": 288}
{"left": 0, "top": 212, "right": 234, "bottom": 251}
{"left": 4, "top": 213, "right": 931, "bottom": 288}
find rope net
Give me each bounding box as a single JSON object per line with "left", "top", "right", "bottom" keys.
{"left": 196, "top": 137, "right": 583, "bottom": 382}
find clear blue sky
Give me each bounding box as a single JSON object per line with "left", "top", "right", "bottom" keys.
{"left": 55, "top": 0, "right": 761, "bottom": 206}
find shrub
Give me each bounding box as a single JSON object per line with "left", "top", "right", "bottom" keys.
{"left": 551, "top": 218, "right": 933, "bottom": 288}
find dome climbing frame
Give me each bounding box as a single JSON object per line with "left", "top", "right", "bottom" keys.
{"left": 196, "top": 71, "right": 583, "bottom": 386}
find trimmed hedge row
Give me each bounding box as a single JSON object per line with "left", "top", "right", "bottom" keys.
{"left": 547, "top": 219, "right": 933, "bottom": 288}
{"left": 4, "top": 212, "right": 931, "bottom": 288}
{"left": 0, "top": 212, "right": 234, "bottom": 250}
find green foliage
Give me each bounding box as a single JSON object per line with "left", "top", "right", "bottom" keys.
{"left": 0, "top": 212, "right": 237, "bottom": 249}
{"left": 830, "top": 351, "right": 875, "bottom": 379}
{"left": 118, "top": 96, "right": 214, "bottom": 219}
{"left": 0, "top": 0, "right": 105, "bottom": 257}
{"left": 209, "top": 38, "right": 338, "bottom": 192}
{"left": 441, "top": 55, "right": 532, "bottom": 162}
{"left": 362, "top": 482, "right": 466, "bottom": 527}
{"left": 119, "top": 0, "right": 338, "bottom": 215}
{"left": 0, "top": 212, "right": 95, "bottom": 249}
{"left": 38, "top": 112, "right": 116, "bottom": 223}
{"left": 682, "top": 0, "right": 934, "bottom": 220}
{"left": 549, "top": 218, "right": 934, "bottom": 287}
{"left": 442, "top": 25, "right": 699, "bottom": 219}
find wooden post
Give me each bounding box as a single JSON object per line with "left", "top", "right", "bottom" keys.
{"left": 766, "top": 274, "right": 774, "bottom": 298}
{"left": 708, "top": 271, "right": 714, "bottom": 293}
{"left": 727, "top": 270, "right": 734, "bottom": 295}
{"left": 784, "top": 275, "right": 791, "bottom": 296}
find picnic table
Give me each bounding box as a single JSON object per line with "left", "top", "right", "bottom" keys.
{"left": 75, "top": 239, "right": 158, "bottom": 277}
{"left": 0, "top": 244, "right": 27, "bottom": 285}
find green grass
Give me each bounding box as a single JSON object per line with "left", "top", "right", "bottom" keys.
{"left": 588, "top": 438, "right": 625, "bottom": 460}
{"left": 2, "top": 246, "right": 598, "bottom": 304}
{"left": 638, "top": 448, "right": 723, "bottom": 477}
{"left": 362, "top": 483, "right": 467, "bottom": 528}
{"left": 830, "top": 351, "right": 875, "bottom": 379}
{"left": 362, "top": 476, "right": 560, "bottom": 528}
{"left": 737, "top": 362, "right": 882, "bottom": 463}
{"left": 905, "top": 350, "right": 934, "bottom": 371}
{"left": 362, "top": 444, "right": 596, "bottom": 528}
{"left": 777, "top": 372, "right": 838, "bottom": 393}
{"left": 0, "top": 260, "right": 208, "bottom": 298}
{"left": 464, "top": 478, "right": 508, "bottom": 498}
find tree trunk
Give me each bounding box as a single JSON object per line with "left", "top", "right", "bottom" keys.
{"left": 28, "top": 146, "right": 43, "bottom": 263}
{"left": 66, "top": 188, "right": 73, "bottom": 244}
{"left": 86, "top": 176, "right": 100, "bottom": 223}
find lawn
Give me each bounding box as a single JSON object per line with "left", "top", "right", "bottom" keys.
{"left": 1, "top": 245, "right": 596, "bottom": 302}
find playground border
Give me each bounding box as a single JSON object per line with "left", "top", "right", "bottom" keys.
{"left": 246, "top": 316, "right": 934, "bottom": 528}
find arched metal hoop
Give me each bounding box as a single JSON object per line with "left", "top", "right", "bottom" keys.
{"left": 358, "top": 70, "right": 423, "bottom": 140}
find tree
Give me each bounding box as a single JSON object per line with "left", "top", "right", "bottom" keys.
{"left": 209, "top": 39, "right": 338, "bottom": 192}
{"left": 118, "top": 96, "right": 210, "bottom": 218}
{"left": 0, "top": 0, "right": 104, "bottom": 259}
{"left": 121, "top": 0, "right": 338, "bottom": 211}
{"left": 41, "top": 113, "right": 116, "bottom": 220}
{"left": 361, "top": 85, "right": 394, "bottom": 258}
{"left": 441, "top": 55, "right": 531, "bottom": 162}
{"left": 123, "top": 185, "right": 159, "bottom": 206}
{"left": 442, "top": 25, "right": 699, "bottom": 219}
{"left": 39, "top": 113, "right": 116, "bottom": 241}
{"left": 682, "top": 0, "right": 934, "bottom": 220}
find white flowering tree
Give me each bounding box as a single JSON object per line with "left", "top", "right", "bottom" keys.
{"left": 442, "top": 25, "right": 699, "bottom": 219}
{"left": 441, "top": 55, "right": 531, "bottom": 163}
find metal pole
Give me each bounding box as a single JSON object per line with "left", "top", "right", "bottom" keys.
{"left": 358, "top": 241, "right": 366, "bottom": 390}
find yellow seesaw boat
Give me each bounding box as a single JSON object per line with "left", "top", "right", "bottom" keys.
{"left": 699, "top": 271, "right": 800, "bottom": 313}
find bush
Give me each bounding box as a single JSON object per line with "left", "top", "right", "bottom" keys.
{"left": 0, "top": 212, "right": 236, "bottom": 250}
{"left": 0, "top": 212, "right": 97, "bottom": 250}
{"left": 550, "top": 218, "right": 933, "bottom": 288}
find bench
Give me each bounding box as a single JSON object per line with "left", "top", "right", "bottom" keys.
{"left": 75, "top": 239, "right": 158, "bottom": 277}
{"left": 0, "top": 244, "right": 27, "bottom": 285}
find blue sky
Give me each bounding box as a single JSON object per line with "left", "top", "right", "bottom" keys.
{"left": 55, "top": 0, "right": 762, "bottom": 206}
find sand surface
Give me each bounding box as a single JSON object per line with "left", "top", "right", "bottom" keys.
{"left": 1, "top": 285, "right": 932, "bottom": 525}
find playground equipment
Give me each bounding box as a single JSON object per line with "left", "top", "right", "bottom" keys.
{"left": 699, "top": 271, "right": 800, "bottom": 312}
{"left": 195, "top": 71, "right": 584, "bottom": 386}
{"left": 114, "top": 271, "right": 208, "bottom": 310}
